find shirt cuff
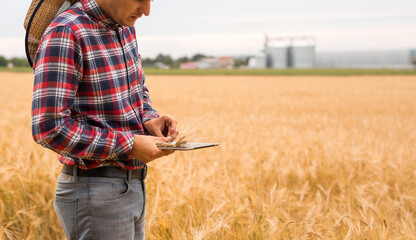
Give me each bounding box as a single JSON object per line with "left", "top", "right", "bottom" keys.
{"left": 111, "top": 131, "right": 135, "bottom": 161}
{"left": 143, "top": 110, "right": 160, "bottom": 123}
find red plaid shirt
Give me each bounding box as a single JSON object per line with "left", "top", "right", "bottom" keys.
{"left": 31, "top": 0, "right": 159, "bottom": 170}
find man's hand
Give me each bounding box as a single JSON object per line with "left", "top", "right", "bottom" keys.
{"left": 143, "top": 114, "right": 179, "bottom": 141}
{"left": 130, "top": 135, "right": 174, "bottom": 164}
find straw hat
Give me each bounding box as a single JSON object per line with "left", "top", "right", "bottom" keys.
{"left": 24, "top": 0, "right": 72, "bottom": 67}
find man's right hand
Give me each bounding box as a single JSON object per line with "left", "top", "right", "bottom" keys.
{"left": 130, "top": 135, "right": 175, "bottom": 164}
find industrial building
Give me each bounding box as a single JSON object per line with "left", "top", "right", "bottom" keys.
{"left": 249, "top": 35, "right": 316, "bottom": 69}
{"left": 249, "top": 35, "right": 416, "bottom": 69}
{"left": 315, "top": 49, "right": 416, "bottom": 69}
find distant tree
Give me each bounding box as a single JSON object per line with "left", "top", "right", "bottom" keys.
{"left": 0, "top": 56, "right": 7, "bottom": 67}
{"left": 10, "top": 57, "right": 30, "bottom": 67}
{"left": 142, "top": 57, "right": 155, "bottom": 67}
{"left": 176, "top": 56, "right": 189, "bottom": 64}
{"left": 170, "top": 56, "right": 190, "bottom": 69}
{"left": 191, "top": 53, "right": 206, "bottom": 62}
{"left": 171, "top": 61, "right": 181, "bottom": 69}
{"left": 154, "top": 54, "right": 164, "bottom": 63}
{"left": 234, "top": 57, "right": 250, "bottom": 68}
{"left": 142, "top": 53, "right": 212, "bottom": 69}
{"left": 154, "top": 54, "right": 173, "bottom": 67}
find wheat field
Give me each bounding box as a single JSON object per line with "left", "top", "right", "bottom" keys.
{"left": 0, "top": 72, "right": 415, "bottom": 239}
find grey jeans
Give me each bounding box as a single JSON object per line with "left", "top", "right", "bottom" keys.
{"left": 54, "top": 171, "right": 146, "bottom": 240}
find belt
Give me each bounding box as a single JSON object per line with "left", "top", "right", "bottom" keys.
{"left": 62, "top": 164, "right": 147, "bottom": 180}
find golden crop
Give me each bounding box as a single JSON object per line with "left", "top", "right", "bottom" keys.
{"left": 0, "top": 73, "right": 415, "bottom": 239}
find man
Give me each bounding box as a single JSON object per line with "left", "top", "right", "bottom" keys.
{"left": 31, "top": 0, "right": 177, "bottom": 239}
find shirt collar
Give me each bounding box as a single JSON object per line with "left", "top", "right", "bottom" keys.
{"left": 81, "top": 0, "right": 120, "bottom": 29}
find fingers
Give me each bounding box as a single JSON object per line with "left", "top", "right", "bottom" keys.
{"left": 148, "top": 119, "right": 165, "bottom": 138}
{"left": 147, "top": 137, "right": 174, "bottom": 160}
{"left": 155, "top": 139, "right": 175, "bottom": 157}
{"left": 168, "top": 127, "right": 179, "bottom": 141}
{"left": 155, "top": 135, "right": 172, "bottom": 143}
{"left": 145, "top": 115, "right": 178, "bottom": 141}
{"left": 162, "top": 114, "right": 179, "bottom": 140}
{"left": 163, "top": 136, "right": 172, "bottom": 142}
{"left": 168, "top": 121, "right": 179, "bottom": 140}
{"left": 154, "top": 128, "right": 164, "bottom": 138}
{"left": 169, "top": 130, "right": 179, "bottom": 141}
{"left": 131, "top": 135, "right": 176, "bottom": 163}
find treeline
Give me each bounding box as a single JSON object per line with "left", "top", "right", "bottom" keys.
{"left": 142, "top": 53, "right": 207, "bottom": 68}
{"left": 142, "top": 53, "right": 249, "bottom": 69}
{"left": 0, "top": 56, "right": 30, "bottom": 67}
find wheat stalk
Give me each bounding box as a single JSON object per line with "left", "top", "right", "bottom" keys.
{"left": 156, "top": 118, "right": 195, "bottom": 148}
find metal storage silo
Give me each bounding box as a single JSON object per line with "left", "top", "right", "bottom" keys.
{"left": 269, "top": 47, "right": 288, "bottom": 69}
{"left": 291, "top": 45, "right": 315, "bottom": 69}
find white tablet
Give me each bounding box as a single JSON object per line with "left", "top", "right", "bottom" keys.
{"left": 157, "top": 142, "right": 220, "bottom": 151}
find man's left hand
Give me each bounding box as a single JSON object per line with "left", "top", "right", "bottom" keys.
{"left": 143, "top": 114, "right": 179, "bottom": 141}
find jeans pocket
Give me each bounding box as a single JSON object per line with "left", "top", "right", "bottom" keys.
{"left": 88, "top": 179, "right": 130, "bottom": 201}
{"left": 58, "top": 173, "right": 73, "bottom": 182}
{"left": 88, "top": 179, "right": 132, "bottom": 224}
{"left": 54, "top": 196, "right": 78, "bottom": 240}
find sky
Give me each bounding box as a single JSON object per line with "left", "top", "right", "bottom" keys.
{"left": 1, "top": 0, "right": 415, "bottom": 59}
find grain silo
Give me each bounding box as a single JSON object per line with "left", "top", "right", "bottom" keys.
{"left": 269, "top": 47, "right": 289, "bottom": 69}
{"left": 291, "top": 45, "right": 315, "bottom": 68}
{"left": 264, "top": 35, "right": 315, "bottom": 69}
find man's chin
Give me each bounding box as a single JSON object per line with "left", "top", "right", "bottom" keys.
{"left": 122, "top": 20, "right": 136, "bottom": 27}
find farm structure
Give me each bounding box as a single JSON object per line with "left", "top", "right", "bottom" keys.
{"left": 249, "top": 35, "right": 316, "bottom": 69}
{"left": 316, "top": 49, "right": 416, "bottom": 69}
{"left": 249, "top": 35, "right": 416, "bottom": 69}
